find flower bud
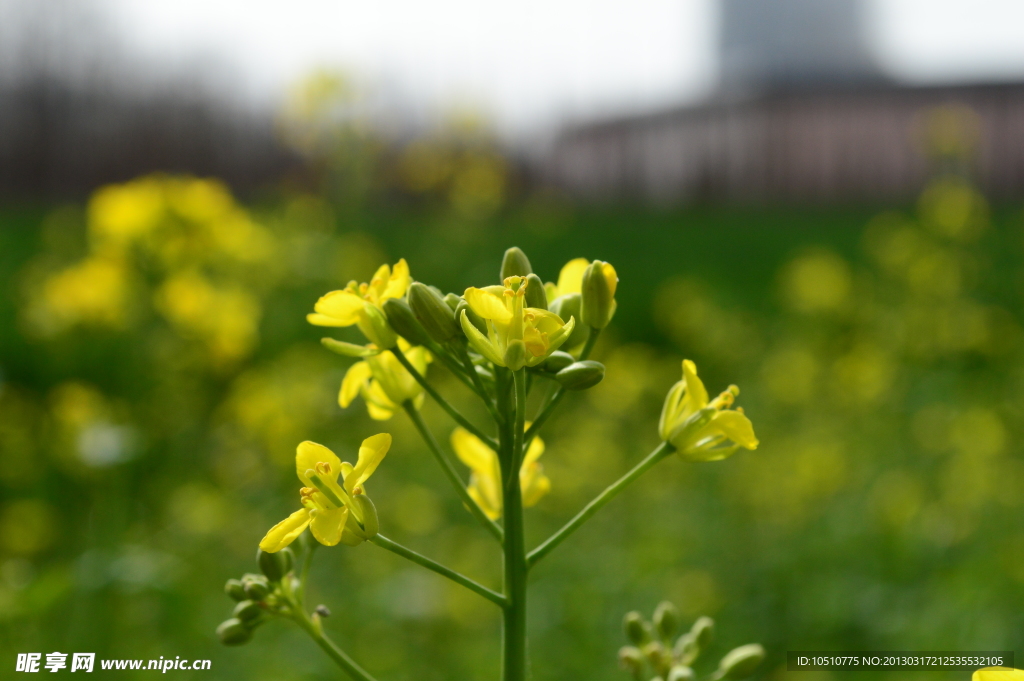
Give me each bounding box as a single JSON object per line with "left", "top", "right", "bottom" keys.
{"left": 718, "top": 644, "right": 765, "bottom": 680}
{"left": 444, "top": 293, "right": 461, "bottom": 311}
{"left": 456, "top": 300, "right": 488, "bottom": 335}
{"left": 351, "top": 495, "right": 379, "bottom": 539}
{"left": 503, "top": 339, "right": 529, "bottom": 372}
{"left": 242, "top": 575, "right": 270, "bottom": 601}
{"left": 581, "top": 260, "right": 617, "bottom": 329}
{"left": 217, "top": 618, "right": 252, "bottom": 646}
{"left": 501, "top": 246, "right": 533, "bottom": 280}
{"left": 619, "top": 646, "right": 645, "bottom": 677}
{"left": 644, "top": 641, "right": 673, "bottom": 675}
{"left": 257, "top": 547, "right": 293, "bottom": 583}
{"left": 668, "top": 666, "right": 696, "bottom": 681}
{"left": 524, "top": 273, "right": 547, "bottom": 310}
{"left": 653, "top": 601, "right": 680, "bottom": 641}
{"left": 541, "top": 350, "right": 575, "bottom": 373}
{"left": 383, "top": 298, "right": 432, "bottom": 347}
{"left": 548, "top": 293, "right": 589, "bottom": 351}
{"left": 624, "top": 611, "right": 652, "bottom": 646}
{"left": 408, "top": 282, "right": 459, "bottom": 342}
{"left": 315, "top": 604, "right": 332, "bottom": 618}
{"left": 321, "top": 338, "right": 380, "bottom": 357}
{"left": 690, "top": 616, "right": 714, "bottom": 651}
{"left": 352, "top": 302, "right": 397, "bottom": 350}
{"left": 224, "top": 579, "right": 247, "bottom": 602}
{"left": 233, "top": 600, "right": 263, "bottom": 623}
{"left": 555, "top": 360, "right": 605, "bottom": 390}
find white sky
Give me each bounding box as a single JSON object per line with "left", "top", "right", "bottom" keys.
{"left": 96, "top": 0, "right": 1024, "bottom": 136}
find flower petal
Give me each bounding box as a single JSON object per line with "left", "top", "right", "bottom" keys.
{"left": 382, "top": 258, "right": 411, "bottom": 300}
{"left": 309, "top": 506, "right": 349, "bottom": 546}
{"left": 296, "top": 441, "right": 343, "bottom": 486}
{"left": 313, "top": 290, "right": 366, "bottom": 325}
{"left": 451, "top": 427, "right": 497, "bottom": 473}
{"left": 259, "top": 508, "right": 311, "bottom": 552}
{"left": 520, "top": 464, "right": 551, "bottom": 507}
{"left": 307, "top": 313, "right": 350, "bottom": 327}
{"left": 339, "top": 362, "right": 373, "bottom": 408}
{"left": 468, "top": 478, "right": 502, "bottom": 520}
{"left": 346, "top": 433, "right": 392, "bottom": 493}
{"left": 599, "top": 261, "right": 618, "bottom": 298}
{"left": 556, "top": 258, "right": 589, "bottom": 296}
{"left": 682, "top": 359, "right": 709, "bottom": 410}
{"left": 465, "top": 287, "right": 512, "bottom": 322}
{"left": 460, "top": 310, "right": 504, "bottom": 365}
{"left": 522, "top": 435, "right": 545, "bottom": 467}
{"left": 709, "top": 410, "right": 759, "bottom": 450}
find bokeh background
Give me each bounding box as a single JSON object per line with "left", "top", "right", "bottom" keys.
{"left": 2, "top": 1, "right": 1024, "bottom": 679}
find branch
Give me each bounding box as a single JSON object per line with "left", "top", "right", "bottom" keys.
{"left": 292, "top": 607, "right": 378, "bottom": 681}
{"left": 524, "top": 328, "right": 601, "bottom": 445}
{"left": 527, "top": 441, "right": 674, "bottom": 568}
{"left": 370, "top": 534, "right": 506, "bottom": 607}
{"left": 393, "top": 345, "right": 499, "bottom": 450}
{"left": 402, "top": 402, "right": 504, "bottom": 542}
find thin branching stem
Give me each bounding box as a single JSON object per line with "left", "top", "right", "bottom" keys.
{"left": 370, "top": 534, "right": 506, "bottom": 607}
{"left": 392, "top": 345, "right": 499, "bottom": 450}
{"left": 402, "top": 401, "right": 504, "bottom": 541}
{"left": 526, "top": 441, "right": 675, "bottom": 568}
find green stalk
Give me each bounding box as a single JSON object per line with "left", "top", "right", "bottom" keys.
{"left": 370, "top": 534, "right": 506, "bottom": 607}
{"left": 392, "top": 345, "right": 499, "bottom": 450}
{"left": 402, "top": 401, "right": 504, "bottom": 542}
{"left": 292, "top": 607, "right": 377, "bottom": 681}
{"left": 524, "top": 328, "right": 601, "bottom": 445}
{"left": 453, "top": 341, "right": 502, "bottom": 424}
{"left": 502, "top": 368, "right": 530, "bottom": 681}
{"left": 527, "top": 441, "right": 674, "bottom": 567}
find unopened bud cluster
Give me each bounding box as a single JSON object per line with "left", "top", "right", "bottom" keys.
{"left": 618, "top": 602, "right": 764, "bottom": 681}
{"left": 217, "top": 548, "right": 296, "bottom": 646}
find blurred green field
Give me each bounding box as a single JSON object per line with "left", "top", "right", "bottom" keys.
{"left": 1, "top": 173, "right": 1022, "bottom": 680}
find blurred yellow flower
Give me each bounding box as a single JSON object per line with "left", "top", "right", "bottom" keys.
{"left": 260, "top": 435, "right": 390, "bottom": 552}
{"left": 659, "top": 360, "right": 758, "bottom": 461}
{"left": 450, "top": 426, "right": 549, "bottom": 520}
{"left": 308, "top": 259, "right": 410, "bottom": 347}
{"left": 973, "top": 668, "right": 1024, "bottom": 681}
{"left": 87, "top": 177, "right": 164, "bottom": 247}
{"left": 339, "top": 339, "right": 432, "bottom": 420}
{"left": 461, "top": 276, "right": 575, "bottom": 370}
{"left": 37, "top": 256, "right": 130, "bottom": 331}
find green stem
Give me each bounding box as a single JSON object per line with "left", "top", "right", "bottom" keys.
{"left": 293, "top": 608, "right": 377, "bottom": 681}
{"left": 454, "top": 341, "right": 502, "bottom": 424}
{"left": 402, "top": 401, "right": 504, "bottom": 542}
{"left": 524, "top": 328, "right": 601, "bottom": 445}
{"left": 393, "top": 345, "right": 499, "bottom": 450}
{"left": 502, "top": 368, "right": 530, "bottom": 681}
{"left": 527, "top": 441, "right": 675, "bottom": 568}
{"left": 298, "top": 539, "right": 317, "bottom": 609}
{"left": 425, "top": 340, "right": 482, "bottom": 395}
{"left": 370, "top": 534, "right": 505, "bottom": 607}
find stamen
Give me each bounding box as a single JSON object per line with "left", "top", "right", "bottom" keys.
{"left": 315, "top": 461, "right": 332, "bottom": 475}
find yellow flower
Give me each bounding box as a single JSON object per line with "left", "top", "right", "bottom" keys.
{"left": 545, "top": 257, "right": 618, "bottom": 328}
{"left": 450, "top": 426, "right": 550, "bottom": 519}
{"left": 544, "top": 258, "right": 590, "bottom": 301}
{"left": 307, "top": 259, "right": 410, "bottom": 346}
{"left": 974, "top": 669, "right": 1024, "bottom": 681}
{"left": 260, "top": 435, "right": 391, "bottom": 552}
{"left": 659, "top": 360, "right": 759, "bottom": 461}
{"left": 339, "top": 339, "right": 432, "bottom": 420}
{"left": 460, "top": 276, "right": 575, "bottom": 370}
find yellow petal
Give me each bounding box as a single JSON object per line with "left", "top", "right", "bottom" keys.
{"left": 346, "top": 433, "right": 392, "bottom": 493}
{"left": 259, "top": 508, "right": 311, "bottom": 552}
{"left": 522, "top": 435, "right": 545, "bottom": 467}
{"left": 682, "top": 359, "right": 709, "bottom": 410}
{"left": 313, "top": 290, "right": 366, "bottom": 325}
{"left": 974, "top": 670, "right": 1024, "bottom": 681}
{"left": 451, "top": 427, "right": 497, "bottom": 473}
{"left": 468, "top": 479, "right": 502, "bottom": 520}
{"left": 309, "top": 506, "right": 349, "bottom": 546}
{"left": 307, "top": 312, "right": 349, "bottom": 327}
{"left": 465, "top": 287, "right": 512, "bottom": 322}
{"left": 658, "top": 380, "right": 686, "bottom": 440}
{"left": 600, "top": 261, "right": 618, "bottom": 298}
{"left": 366, "top": 400, "right": 396, "bottom": 421}
{"left": 556, "top": 258, "right": 589, "bottom": 296}
{"left": 340, "top": 361, "right": 373, "bottom": 408}
{"left": 521, "top": 464, "right": 551, "bottom": 507}
{"left": 382, "top": 258, "right": 411, "bottom": 300}
{"left": 460, "top": 310, "right": 504, "bottom": 365}
{"left": 709, "top": 410, "right": 759, "bottom": 450}
{"left": 296, "top": 441, "right": 343, "bottom": 486}
{"left": 367, "top": 263, "right": 391, "bottom": 300}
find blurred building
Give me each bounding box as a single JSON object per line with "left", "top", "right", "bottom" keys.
{"left": 544, "top": 0, "right": 1024, "bottom": 203}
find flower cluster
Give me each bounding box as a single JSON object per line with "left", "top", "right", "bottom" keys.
{"left": 618, "top": 602, "right": 764, "bottom": 681}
